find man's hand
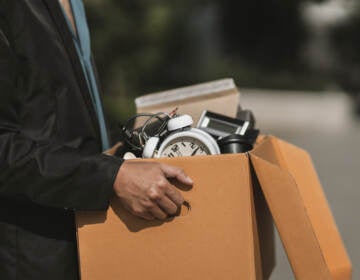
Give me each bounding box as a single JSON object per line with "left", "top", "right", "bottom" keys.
{"left": 113, "top": 161, "right": 193, "bottom": 220}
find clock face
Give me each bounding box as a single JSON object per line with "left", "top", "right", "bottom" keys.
{"left": 159, "top": 136, "right": 211, "bottom": 158}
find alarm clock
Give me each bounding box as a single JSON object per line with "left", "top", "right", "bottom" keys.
{"left": 157, "top": 128, "right": 220, "bottom": 158}
{"left": 142, "top": 114, "right": 220, "bottom": 158}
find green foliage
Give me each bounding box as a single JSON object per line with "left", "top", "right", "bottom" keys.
{"left": 84, "top": 0, "right": 333, "bottom": 122}
{"left": 86, "top": 0, "right": 200, "bottom": 95}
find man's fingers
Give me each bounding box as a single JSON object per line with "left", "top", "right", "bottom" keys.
{"left": 160, "top": 164, "right": 193, "bottom": 186}
{"left": 159, "top": 164, "right": 189, "bottom": 207}
{"left": 157, "top": 195, "right": 179, "bottom": 215}
{"left": 149, "top": 204, "right": 168, "bottom": 220}
{"left": 123, "top": 203, "right": 154, "bottom": 221}
{"left": 165, "top": 185, "right": 185, "bottom": 207}
{"left": 114, "top": 161, "right": 192, "bottom": 221}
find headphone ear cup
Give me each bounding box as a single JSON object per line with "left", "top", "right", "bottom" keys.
{"left": 142, "top": 137, "right": 160, "bottom": 158}
{"left": 167, "top": 114, "right": 193, "bottom": 132}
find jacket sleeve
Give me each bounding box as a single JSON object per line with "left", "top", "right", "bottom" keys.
{"left": 0, "top": 28, "right": 124, "bottom": 211}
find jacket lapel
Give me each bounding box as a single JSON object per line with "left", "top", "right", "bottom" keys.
{"left": 41, "top": 0, "right": 101, "bottom": 139}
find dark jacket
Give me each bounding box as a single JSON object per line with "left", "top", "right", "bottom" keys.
{"left": 0, "top": 1, "right": 123, "bottom": 279}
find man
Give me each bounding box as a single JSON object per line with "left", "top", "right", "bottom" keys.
{"left": 0, "top": 1, "right": 193, "bottom": 279}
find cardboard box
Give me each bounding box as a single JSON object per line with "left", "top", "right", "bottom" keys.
{"left": 76, "top": 136, "right": 351, "bottom": 280}
{"left": 135, "top": 78, "right": 240, "bottom": 123}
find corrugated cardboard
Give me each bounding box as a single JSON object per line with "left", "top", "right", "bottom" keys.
{"left": 76, "top": 154, "right": 267, "bottom": 280}
{"left": 135, "top": 78, "right": 240, "bottom": 123}
{"left": 76, "top": 136, "right": 351, "bottom": 280}
{"left": 250, "top": 136, "right": 352, "bottom": 279}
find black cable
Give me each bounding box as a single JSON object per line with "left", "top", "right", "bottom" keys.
{"left": 120, "top": 112, "right": 171, "bottom": 152}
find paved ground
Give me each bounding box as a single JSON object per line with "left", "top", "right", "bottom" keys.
{"left": 241, "top": 89, "right": 359, "bottom": 279}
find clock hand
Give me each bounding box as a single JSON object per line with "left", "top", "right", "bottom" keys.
{"left": 191, "top": 147, "right": 200, "bottom": 156}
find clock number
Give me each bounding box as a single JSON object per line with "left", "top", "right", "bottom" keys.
{"left": 171, "top": 144, "right": 179, "bottom": 153}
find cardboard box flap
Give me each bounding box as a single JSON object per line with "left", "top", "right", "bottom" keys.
{"left": 272, "top": 138, "right": 352, "bottom": 279}
{"left": 251, "top": 183, "right": 264, "bottom": 279}
{"left": 76, "top": 154, "right": 260, "bottom": 280}
{"left": 250, "top": 169, "right": 276, "bottom": 279}
{"left": 250, "top": 152, "right": 332, "bottom": 279}
{"left": 250, "top": 137, "right": 352, "bottom": 280}
{"left": 251, "top": 136, "right": 287, "bottom": 167}
{"left": 135, "top": 78, "right": 240, "bottom": 123}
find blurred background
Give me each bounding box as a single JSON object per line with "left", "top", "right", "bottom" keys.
{"left": 85, "top": 0, "right": 359, "bottom": 279}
